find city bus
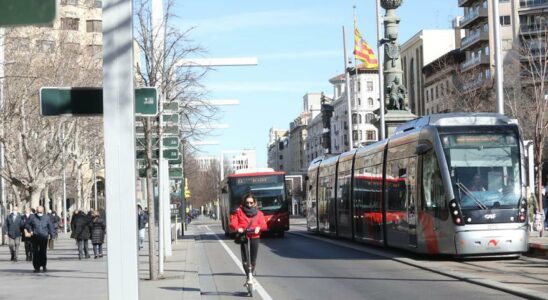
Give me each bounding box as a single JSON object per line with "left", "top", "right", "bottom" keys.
{"left": 220, "top": 168, "right": 289, "bottom": 237}
{"left": 306, "top": 113, "right": 528, "bottom": 257}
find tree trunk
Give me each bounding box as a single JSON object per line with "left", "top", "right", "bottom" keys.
{"left": 29, "top": 186, "right": 43, "bottom": 208}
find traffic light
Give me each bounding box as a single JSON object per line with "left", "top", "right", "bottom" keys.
{"left": 184, "top": 179, "right": 191, "bottom": 198}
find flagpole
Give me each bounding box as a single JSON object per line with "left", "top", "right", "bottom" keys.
{"left": 376, "top": 0, "right": 385, "bottom": 140}
{"left": 342, "top": 26, "right": 353, "bottom": 153}
{"left": 352, "top": 5, "right": 358, "bottom": 150}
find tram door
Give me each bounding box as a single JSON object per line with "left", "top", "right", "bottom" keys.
{"left": 407, "top": 157, "right": 418, "bottom": 247}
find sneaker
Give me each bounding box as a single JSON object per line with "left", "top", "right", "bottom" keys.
{"left": 33, "top": 269, "right": 40, "bottom": 273}
{"left": 42, "top": 267, "right": 47, "bottom": 273}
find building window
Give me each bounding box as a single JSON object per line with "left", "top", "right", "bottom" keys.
{"left": 367, "top": 81, "right": 373, "bottom": 91}
{"left": 279, "top": 155, "right": 283, "bottom": 160}
{"left": 426, "top": 90, "right": 429, "bottom": 102}
{"left": 365, "top": 113, "right": 374, "bottom": 123}
{"left": 368, "top": 97, "right": 374, "bottom": 106}
{"left": 359, "top": 130, "right": 363, "bottom": 140}
{"left": 435, "top": 86, "right": 438, "bottom": 98}
{"left": 94, "top": 0, "right": 102, "bottom": 8}
{"left": 352, "top": 113, "right": 358, "bottom": 124}
{"left": 9, "top": 38, "right": 30, "bottom": 52}
{"left": 357, "top": 81, "right": 361, "bottom": 92}
{"left": 366, "top": 130, "right": 376, "bottom": 141}
{"left": 353, "top": 130, "right": 358, "bottom": 141}
{"left": 358, "top": 114, "right": 362, "bottom": 124}
{"left": 61, "top": 0, "right": 78, "bottom": 5}
{"left": 61, "top": 17, "right": 80, "bottom": 31}
{"left": 500, "top": 15, "right": 511, "bottom": 26}
{"left": 86, "top": 20, "right": 102, "bottom": 33}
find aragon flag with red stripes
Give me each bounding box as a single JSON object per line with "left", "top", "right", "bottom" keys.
{"left": 354, "top": 28, "right": 378, "bottom": 69}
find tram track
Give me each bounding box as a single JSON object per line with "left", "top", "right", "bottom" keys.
{"left": 288, "top": 229, "right": 548, "bottom": 300}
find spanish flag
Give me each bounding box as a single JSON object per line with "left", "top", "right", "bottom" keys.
{"left": 354, "top": 28, "right": 378, "bottom": 69}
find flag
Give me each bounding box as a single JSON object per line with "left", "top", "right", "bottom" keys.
{"left": 354, "top": 28, "right": 378, "bottom": 69}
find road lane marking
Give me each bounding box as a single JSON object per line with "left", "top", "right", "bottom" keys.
{"left": 203, "top": 225, "right": 273, "bottom": 300}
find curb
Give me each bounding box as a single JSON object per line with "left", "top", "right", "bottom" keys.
{"left": 290, "top": 231, "right": 547, "bottom": 300}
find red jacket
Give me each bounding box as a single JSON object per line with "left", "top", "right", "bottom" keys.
{"left": 230, "top": 206, "right": 268, "bottom": 239}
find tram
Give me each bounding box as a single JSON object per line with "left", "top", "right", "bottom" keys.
{"left": 306, "top": 113, "right": 528, "bottom": 257}
{"left": 220, "top": 168, "right": 289, "bottom": 237}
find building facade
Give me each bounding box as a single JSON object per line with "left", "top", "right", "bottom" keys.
{"left": 401, "top": 29, "right": 457, "bottom": 116}
{"left": 329, "top": 66, "right": 380, "bottom": 153}
{"left": 221, "top": 150, "right": 257, "bottom": 177}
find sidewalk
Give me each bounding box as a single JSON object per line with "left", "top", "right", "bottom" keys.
{"left": 0, "top": 225, "right": 202, "bottom": 300}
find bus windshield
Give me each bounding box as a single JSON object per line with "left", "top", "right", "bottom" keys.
{"left": 229, "top": 174, "right": 286, "bottom": 213}
{"left": 441, "top": 133, "right": 521, "bottom": 210}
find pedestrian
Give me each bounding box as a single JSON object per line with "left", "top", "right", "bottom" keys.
{"left": 70, "top": 210, "right": 91, "bottom": 259}
{"left": 230, "top": 193, "right": 268, "bottom": 284}
{"left": 90, "top": 211, "right": 106, "bottom": 259}
{"left": 137, "top": 204, "right": 148, "bottom": 250}
{"left": 25, "top": 206, "right": 55, "bottom": 273}
{"left": 47, "top": 211, "right": 60, "bottom": 249}
{"left": 3, "top": 206, "right": 23, "bottom": 262}
{"left": 21, "top": 207, "right": 34, "bottom": 261}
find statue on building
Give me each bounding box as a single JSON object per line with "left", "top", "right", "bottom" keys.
{"left": 387, "top": 77, "right": 407, "bottom": 110}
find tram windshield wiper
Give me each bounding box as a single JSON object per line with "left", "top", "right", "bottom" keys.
{"left": 456, "top": 182, "right": 488, "bottom": 210}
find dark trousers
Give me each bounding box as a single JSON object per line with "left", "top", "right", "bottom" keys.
{"left": 24, "top": 241, "right": 33, "bottom": 260}
{"left": 92, "top": 243, "right": 103, "bottom": 257}
{"left": 240, "top": 238, "right": 259, "bottom": 275}
{"left": 77, "top": 239, "right": 89, "bottom": 258}
{"left": 31, "top": 237, "right": 48, "bottom": 270}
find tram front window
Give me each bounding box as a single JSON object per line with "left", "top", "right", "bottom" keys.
{"left": 442, "top": 133, "right": 521, "bottom": 209}
{"left": 252, "top": 184, "right": 286, "bottom": 212}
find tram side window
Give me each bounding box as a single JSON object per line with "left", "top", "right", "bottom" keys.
{"left": 422, "top": 151, "right": 447, "bottom": 220}
{"left": 387, "top": 159, "right": 407, "bottom": 210}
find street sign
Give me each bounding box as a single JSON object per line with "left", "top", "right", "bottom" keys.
{"left": 135, "top": 88, "right": 159, "bottom": 116}
{"left": 168, "top": 157, "right": 182, "bottom": 165}
{"left": 163, "top": 137, "right": 179, "bottom": 148}
{"left": 164, "top": 125, "right": 179, "bottom": 135}
{"left": 169, "top": 167, "right": 183, "bottom": 178}
{"left": 0, "top": 0, "right": 56, "bottom": 26}
{"left": 40, "top": 87, "right": 158, "bottom": 116}
{"left": 136, "top": 150, "right": 159, "bottom": 160}
{"left": 163, "top": 101, "right": 178, "bottom": 112}
{"left": 162, "top": 114, "right": 179, "bottom": 123}
{"left": 163, "top": 149, "right": 179, "bottom": 160}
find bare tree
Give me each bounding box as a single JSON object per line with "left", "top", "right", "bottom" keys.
{"left": 0, "top": 28, "right": 101, "bottom": 209}
{"left": 509, "top": 29, "right": 548, "bottom": 224}
{"left": 133, "top": 0, "right": 218, "bottom": 280}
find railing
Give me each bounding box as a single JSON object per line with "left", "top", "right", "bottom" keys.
{"left": 520, "top": 0, "right": 548, "bottom": 9}
{"left": 462, "top": 7, "right": 480, "bottom": 24}
{"left": 461, "top": 31, "right": 481, "bottom": 47}
{"left": 461, "top": 56, "right": 481, "bottom": 70}
{"left": 520, "top": 23, "right": 548, "bottom": 34}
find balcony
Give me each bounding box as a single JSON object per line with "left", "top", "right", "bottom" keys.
{"left": 459, "top": 0, "right": 479, "bottom": 7}
{"left": 520, "top": 0, "right": 548, "bottom": 11}
{"left": 460, "top": 54, "right": 490, "bottom": 72}
{"left": 520, "top": 23, "right": 548, "bottom": 36}
{"left": 460, "top": 30, "right": 489, "bottom": 51}
{"left": 520, "top": 48, "right": 547, "bottom": 61}
{"left": 460, "top": 7, "right": 488, "bottom": 29}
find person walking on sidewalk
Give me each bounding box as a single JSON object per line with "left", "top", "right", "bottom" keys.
{"left": 137, "top": 204, "right": 148, "bottom": 250}
{"left": 25, "top": 206, "right": 55, "bottom": 273}
{"left": 21, "top": 207, "right": 34, "bottom": 262}
{"left": 3, "top": 206, "right": 23, "bottom": 262}
{"left": 90, "top": 211, "right": 106, "bottom": 258}
{"left": 71, "top": 210, "right": 91, "bottom": 259}
{"left": 47, "top": 211, "right": 60, "bottom": 250}
{"left": 230, "top": 193, "right": 268, "bottom": 283}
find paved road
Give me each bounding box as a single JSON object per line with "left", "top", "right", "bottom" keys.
{"left": 193, "top": 218, "right": 525, "bottom": 300}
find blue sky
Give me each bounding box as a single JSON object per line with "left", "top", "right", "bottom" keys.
{"left": 174, "top": 0, "right": 461, "bottom": 167}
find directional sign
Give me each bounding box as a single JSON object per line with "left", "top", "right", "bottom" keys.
{"left": 168, "top": 157, "right": 182, "bottom": 165}
{"left": 162, "top": 137, "right": 179, "bottom": 149}
{"left": 0, "top": 0, "right": 56, "bottom": 26}
{"left": 163, "top": 101, "right": 178, "bottom": 112}
{"left": 135, "top": 88, "right": 159, "bottom": 116}
{"left": 136, "top": 150, "right": 159, "bottom": 160}
{"left": 40, "top": 87, "right": 158, "bottom": 116}
{"left": 169, "top": 167, "right": 183, "bottom": 178}
{"left": 164, "top": 125, "right": 179, "bottom": 136}
{"left": 163, "top": 149, "right": 179, "bottom": 160}
{"left": 162, "top": 114, "right": 179, "bottom": 123}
